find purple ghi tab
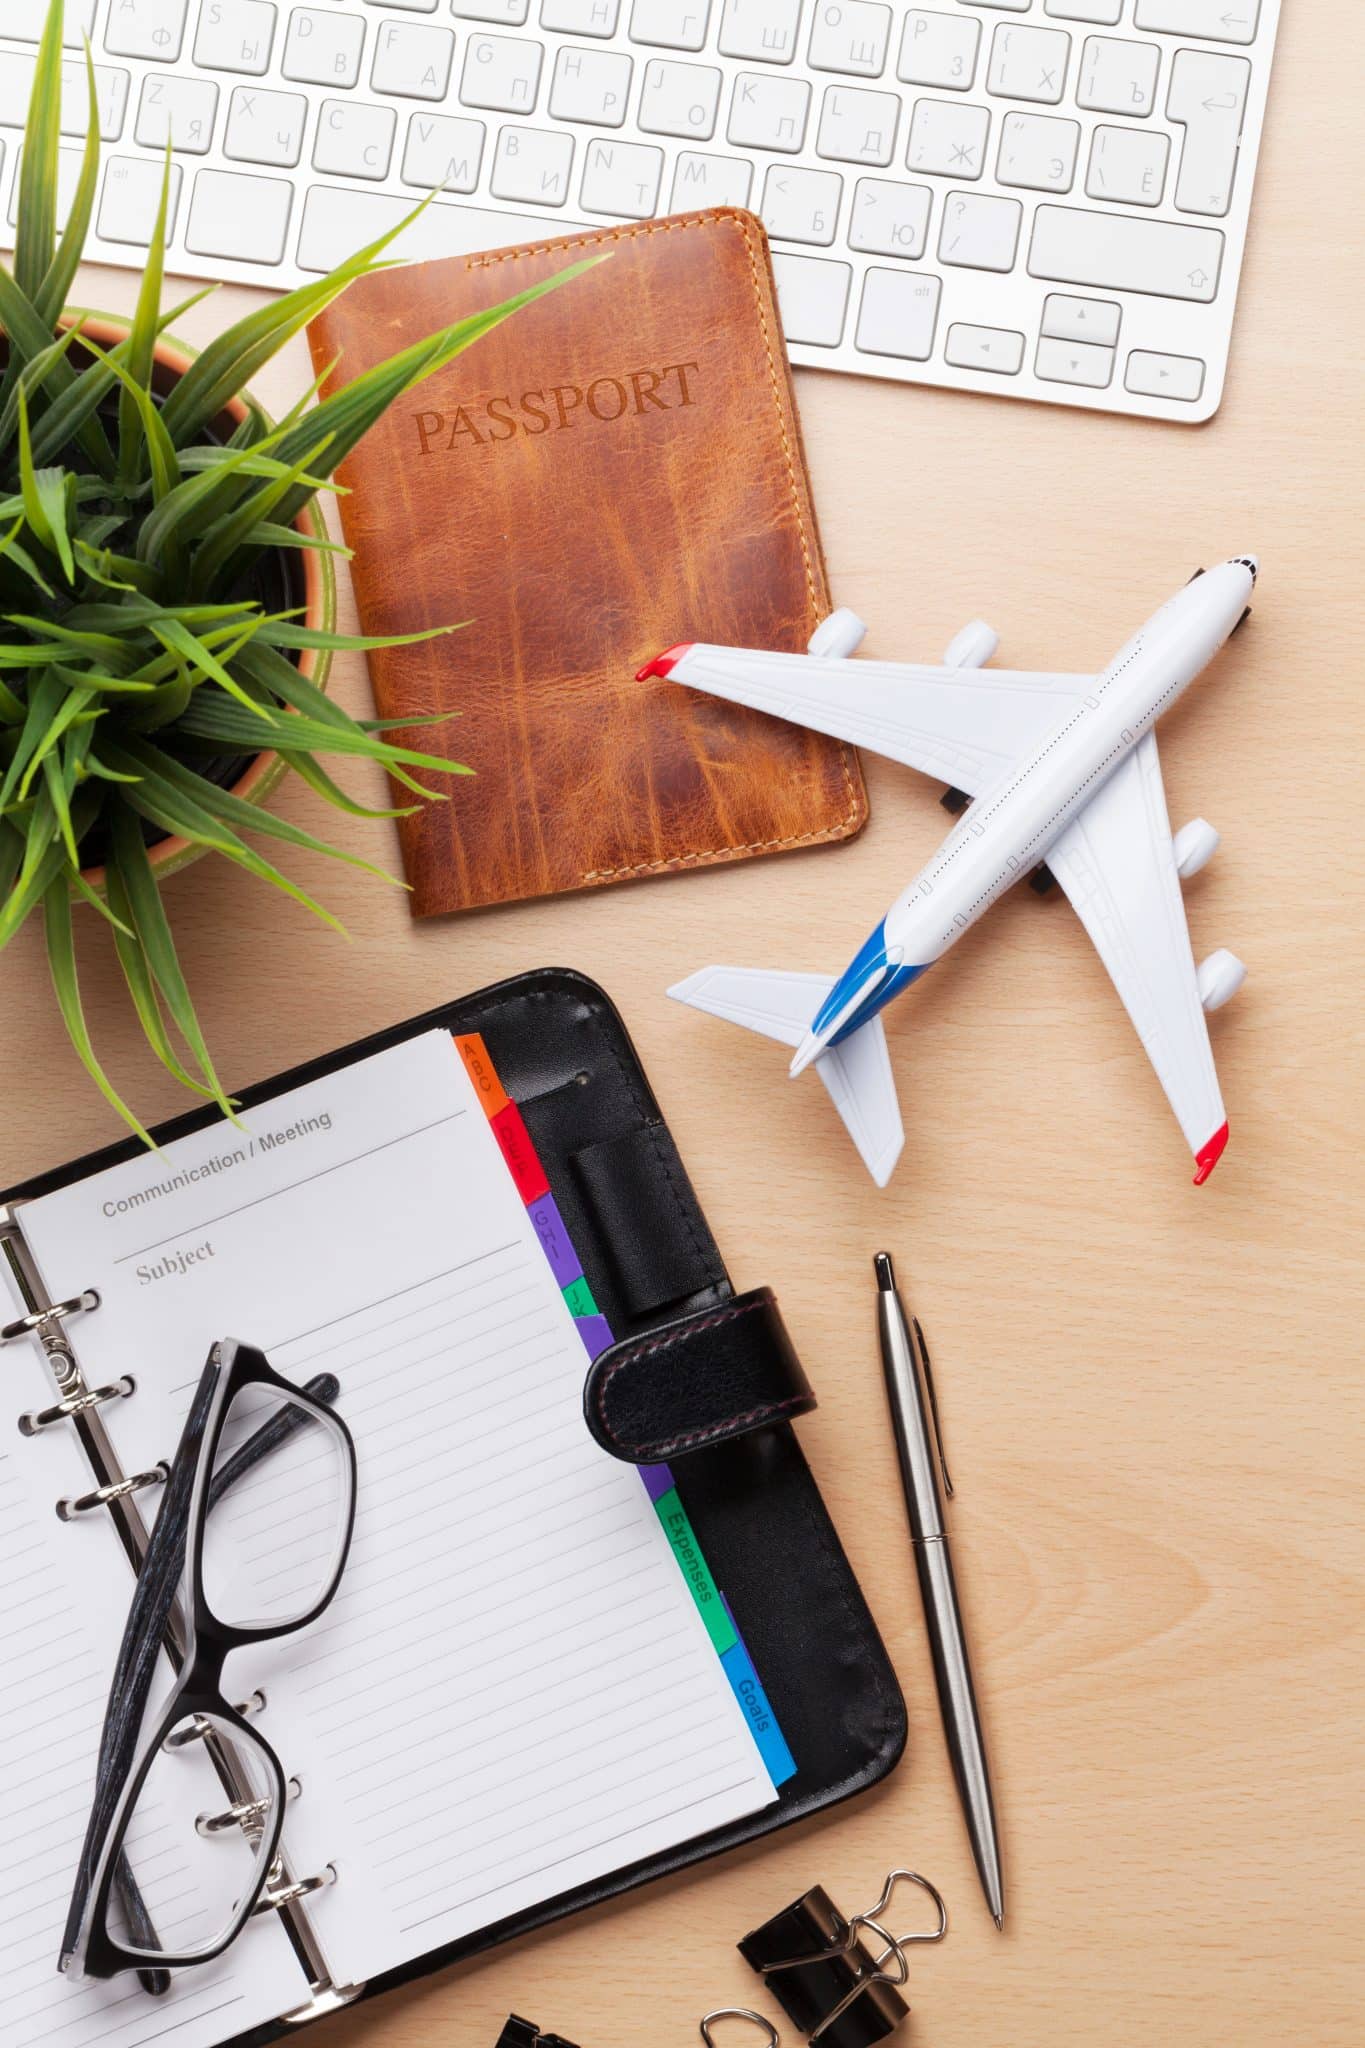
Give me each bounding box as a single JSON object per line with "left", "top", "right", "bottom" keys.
{"left": 528, "top": 1192, "right": 583, "bottom": 1290}
{"left": 573, "top": 1313, "right": 615, "bottom": 1360}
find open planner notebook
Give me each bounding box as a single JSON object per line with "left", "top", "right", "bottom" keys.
{"left": 0, "top": 1029, "right": 780, "bottom": 2048}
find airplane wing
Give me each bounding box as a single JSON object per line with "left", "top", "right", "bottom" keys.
{"left": 668, "top": 967, "right": 904, "bottom": 1187}
{"left": 1046, "top": 734, "right": 1229, "bottom": 1183}
{"left": 647, "top": 642, "right": 1093, "bottom": 796}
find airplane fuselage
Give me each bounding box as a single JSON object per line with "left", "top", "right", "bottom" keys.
{"left": 811, "top": 558, "right": 1256, "bottom": 1054}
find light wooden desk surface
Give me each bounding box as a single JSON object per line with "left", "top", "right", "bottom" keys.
{"left": 6, "top": 7, "right": 1362, "bottom": 2043}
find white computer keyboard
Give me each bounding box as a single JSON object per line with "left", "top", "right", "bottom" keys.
{"left": 0, "top": 0, "right": 1280, "bottom": 419}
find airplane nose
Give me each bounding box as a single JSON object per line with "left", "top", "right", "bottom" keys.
{"left": 1233, "top": 554, "right": 1258, "bottom": 583}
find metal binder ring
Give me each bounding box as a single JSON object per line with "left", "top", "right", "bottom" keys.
{"left": 19, "top": 1377, "right": 134, "bottom": 1436}
{"left": 2, "top": 1290, "right": 100, "bottom": 1342}
{"left": 196, "top": 1794, "right": 273, "bottom": 1838}
{"left": 701, "top": 2011, "right": 780, "bottom": 2048}
{"left": 165, "top": 1690, "right": 267, "bottom": 1749}
{"left": 55, "top": 1463, "right": 167, "bottom": 1522}
{"left": 253, "top": 1865, "right": 335, "bottom": 1914}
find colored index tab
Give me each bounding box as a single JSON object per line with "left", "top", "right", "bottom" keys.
{"left": 453, "top": 1032, "right": 509, "bottom": 1120}
{"left": 489, "top": 1100, "right": 551, "bottom": 1205}
{"left": 562, "top": 1273, "right": 598, "bottom": 1319}
{"left": 654, "top": 1488, "right": 737, "bottom": 1656}
{"left": 528, "top": 1192, "right": 582, "bottom": 1289}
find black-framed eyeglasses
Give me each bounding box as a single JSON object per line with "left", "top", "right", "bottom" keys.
{"left": 60, "top": 1338, "right": 357, "bottom": 1983}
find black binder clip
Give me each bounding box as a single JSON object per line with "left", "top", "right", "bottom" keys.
{"left": 495, "top": 2016, "right": 581, "bottom": 2048}
{"left": 737, "top": 1871, "right": 948, "bottom": 2047}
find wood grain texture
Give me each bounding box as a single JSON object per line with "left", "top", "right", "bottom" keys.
{"left": 4, "top": 7, "right": 1363, "bottom": 2040}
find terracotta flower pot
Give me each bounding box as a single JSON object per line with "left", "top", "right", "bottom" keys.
{"left": 55, "top": 314, "right": 338, "bottom": 893}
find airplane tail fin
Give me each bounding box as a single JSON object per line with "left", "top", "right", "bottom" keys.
{"left": 668, "top": 966, "right": 905, "bottom": 1187}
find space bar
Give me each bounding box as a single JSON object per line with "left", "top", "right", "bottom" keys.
{"left": 297, "top": 188, "right": 587, "bottom": 275}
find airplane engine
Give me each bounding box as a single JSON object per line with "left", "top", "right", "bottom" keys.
{"left": 943, "top": 620, "right": 1000, "bottom": 669}
{"left": 808, "top": 608, "right": 868, "bottom": 658}
{"left": 1173, "top": 817, "right": 1220, "bottom": 878}
{"left": 1197, "top": 949, "right": 1247, "bottom": 1012}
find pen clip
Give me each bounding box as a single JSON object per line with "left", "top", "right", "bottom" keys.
{"left": 912, "top": 1318, "right": 953, "bottom": 1499}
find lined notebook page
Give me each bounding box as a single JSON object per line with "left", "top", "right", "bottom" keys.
{"left": 0, "top": 1256, "right": 308, "bottom": 2048}
{"left": 18, "top": 1032, "right": 775, "bottom": 1993}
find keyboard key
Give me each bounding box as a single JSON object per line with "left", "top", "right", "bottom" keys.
{"left": 772, "top": 250, "right": 850, "bottom": 345}
{"left": 1076, "top": 36, "right": 1159, "bottom": 117}
{"left": 312, "top": 96, "right": 396, "bottom": 174}
{"left": 638, "top": 58, "right": 722, "bottom": 137}
{"left": 961, "top": 0, "right": 1026, "bottom": 9}
{"left": 1041, "top": 292, "right": 1119, "bottom": 346}
{"left": 452, "top": 0, "right": 528, "bottom": 19}
{"left": 0, "top": 57, "right": 129, "bottom": 137}
{"left": 1134, "top": 1, "right": 1258, "bottom": 44}
{"left": 727, "top": 72, "right": 810, "bottom": 151}
{"left": 185, "top": 166, "right": 291, "bottom": 259}
{"left": 996, "top": 109, "right": 1077, "bottom": 191}
{"left": 192, "top": 0, "right": 277, "bottom": 73}
{"left": 104, "top": 0, "right": 189, "bottom": 61}
{"left": 986, "top": 23, "right": 1069, "bottom": 104}
{"left": 816, "top": 85, "right": 898, "bottom": 166}
{"left": 628, "top": 0, "right": 709, "bottom": 50}
{"left": 761, "top": 164, "right": 841, "bottom": 244}
{"left": 401, "top": 109, "right": 484, "bottom": 185}
{"left": 365, "top": 0, "right": 437, "bottom": 11}
{"left": 855, "top": 265, "right": 939, "bottom": 357}
{"left": 848, "top": 176, "right": 929, "bottom": 256}
{"left": 945, "top": 321, "right": 1022, "bottom": 372}
{"left": 459, "top": 31, "right": 541, "bottom": 108}
{"left": 491, "top": 121, "right": 573, "bottom": 200}
{"left": 717, "top": 0, "right": 801, "bottom": 65}
{"left": 224, "top": 83, "right": 306, "bottom": 162}
{"left": 374, "top": 18, "right": 455, "bottom": 96}
{"left": 897, "top": 11, "right": 978, "bottom": 91}
{"left": 549, "top": 46, "right": 632, "bottom": 124}
{"left": 1029, "top": 204, "right": 1223, "bottom": 300}
{"left": 671, "top": 150, "right": 752, "bottom": 206}
{"left": 1043, "top": 0, "right": 1119, "bottom": 20}
{"left": 939, "top": 189, "right": 1019, "bottom": 269}
{"left": 134, "top": 72, "right": 218, "bottom": 150}
{"left": 1085, "top": 122, "right": 1167, "bottom": 205}
{"left": 6, "top": 143, "right": 85, "bottom": 226}
{"left": 580, "top": 134, "right": 661, "bottom": 213}
{"left": 98, "top": 153, "right": 183, "bottom": 241}
{"left": 1167, "top": 49, "right": 1249, "bottom": 217}
{"left": 808, "top": 0, "right": 891, "bottom": 79}
{"left": 297, "top": 184, "right": 583, "bottom": 267}
{"left": 540, "top": 0, "right": 619, "bottom": 28}
{"left": 282, "top": 8, "right": 366, "bottom": 86}
{"left": 0, "top": 0, "right": 94, "bottom": 44}
{"left": 1124, "top": 348, "right": 1205, "bottom": 401}
{"left": 1035, "top": 333, "right": 1112, "bottom": 386}
{"left": 906, "top": 97, "right": 989, "bottom": 178}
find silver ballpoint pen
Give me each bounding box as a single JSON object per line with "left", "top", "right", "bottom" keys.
{"left": 874, "top": 1251, "right": 1005, "bottom": 1930}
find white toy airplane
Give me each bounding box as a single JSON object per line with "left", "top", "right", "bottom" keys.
{"left": 641, "top": 557, "right": 1257, "bottom": 1188}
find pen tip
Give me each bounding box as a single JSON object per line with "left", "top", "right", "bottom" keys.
{"left": 993, "top": 1912, "right": 1005, "bottom": 1932}
{"left": 874, "top": 1251, "right": 895, "bottom": 1291}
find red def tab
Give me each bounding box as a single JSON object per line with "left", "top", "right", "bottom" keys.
{"left": 490, "top": 1101, "right": 551, "bottom": 1205}
{"left": 453, "top": 1032, "right": 510, "bottom": 1121}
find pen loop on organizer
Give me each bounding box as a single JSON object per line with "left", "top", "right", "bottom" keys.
{"left": 763, "top": 1871, "right": 948, "bottom": 2042}
{"left": 700, "top": 2010, "right": 780, "bottom": 2048}
{"left": 911, "top": 1319, "right": 953, "bottom": 1498}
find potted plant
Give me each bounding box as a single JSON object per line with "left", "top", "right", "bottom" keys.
{"left": 1, "top": 0, "right": 595, "bottom": 1141}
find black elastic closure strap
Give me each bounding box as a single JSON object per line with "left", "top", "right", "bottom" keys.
{"left": 584, "top": 1287, "right": 816, "bottom": 1465}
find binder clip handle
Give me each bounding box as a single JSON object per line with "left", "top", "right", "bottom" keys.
{"left": 701, "top": 2011, "right": 780, "bottom": 2048}
{"left": 739, "top": 1872, "right": 948, "bottom": 2048}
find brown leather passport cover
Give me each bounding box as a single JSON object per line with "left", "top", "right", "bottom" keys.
{"left": 308, "top": 208, "right": 867, "bottom": 915}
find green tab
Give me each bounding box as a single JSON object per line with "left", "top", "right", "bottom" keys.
{"left": 562, "top": 1274, "right": 597, "bottom": 1318}
{"left": 654, "top": 1488, "right": 737, "bottom": 1655}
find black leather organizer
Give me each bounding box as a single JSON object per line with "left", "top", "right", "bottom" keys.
{"left": 5, "top": 968, "right": 906, "bottom": 2038}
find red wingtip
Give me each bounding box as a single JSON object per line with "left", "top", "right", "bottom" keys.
{"left": 636, "top": 642, "right": 693, "bottom": 682}
{"left": 1193, "top": 1120, "right": 1230, "bottom": 1185}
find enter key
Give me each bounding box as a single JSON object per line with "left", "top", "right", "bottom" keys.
{"left": 1167, "top": 47, "right": 1251, "bottom": 217}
